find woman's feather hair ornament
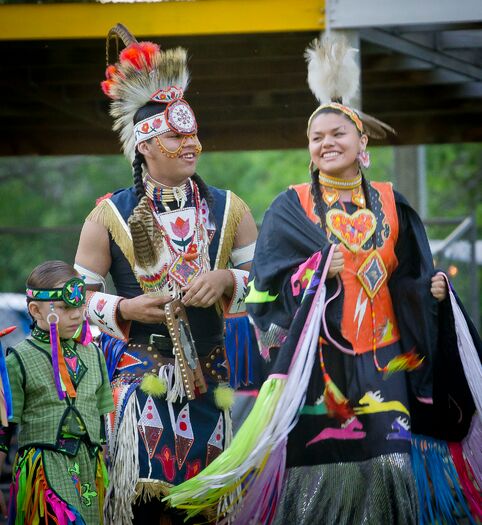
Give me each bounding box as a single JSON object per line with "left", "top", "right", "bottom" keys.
{"left": 305, "top": 33, "right": 360, "bottom": 106}
{"left": 305, "top": 33, "right": 395, "bottom": 139}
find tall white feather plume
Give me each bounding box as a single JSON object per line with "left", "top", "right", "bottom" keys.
{"left": 305, "top": 34, "right": 360, "bottom": 106}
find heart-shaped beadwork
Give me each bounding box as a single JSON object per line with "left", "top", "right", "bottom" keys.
{"left": 326, "top": 209, "right": 376, "bottom": 253}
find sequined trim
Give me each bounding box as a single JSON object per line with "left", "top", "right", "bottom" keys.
{"left": 272, "top": 453, "right": 418, "bottom": 525}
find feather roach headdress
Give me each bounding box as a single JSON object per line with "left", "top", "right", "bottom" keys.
{"left": 102, "top": 24, "right": 196, "bottom": 160}
{"left": 305, "top": 33, "right": 395, "bottom": 139}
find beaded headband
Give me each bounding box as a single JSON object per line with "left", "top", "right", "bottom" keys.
{"left": 133, "top": 98, "right": 197, "bottom": 146}
{"left": 26, "top": 277, "right": 86, "bottom": 308}
{"left": 307, "top": 102, "right": 364, "bottom": 136}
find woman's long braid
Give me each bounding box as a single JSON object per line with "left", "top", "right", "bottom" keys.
{"left": 361, "top": 173, "right": 372, "bottom": 211}
{"left": 132, "top": 149, "right": 146, "bottom": 201}
{"left": 310, "top": 166, "right": 326, "bottom": 228}
{"left": 192, "top": 173, "right": 215, "bottom": 225}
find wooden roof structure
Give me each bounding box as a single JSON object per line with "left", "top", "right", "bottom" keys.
{"left": 1, "top": 0, "right": 481, "bottom": 155}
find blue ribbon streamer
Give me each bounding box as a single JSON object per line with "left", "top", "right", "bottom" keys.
{"left": 0, "top": 340, "right": 13, "bottom": 421}
{"left": 225, "top": 316, "right": 253, "bottom": 389}
{"left": 99, "top": 332, "right": 128, "bottom": 381}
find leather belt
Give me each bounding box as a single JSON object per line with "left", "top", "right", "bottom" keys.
{"left": 113, "top": 339, "right": 228, "bottom": 383}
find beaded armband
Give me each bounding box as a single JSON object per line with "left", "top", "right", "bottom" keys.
{"left": 86, "top": 292, "right": 130, "bottom": 342}
{"left": 223, "top": 269, "right": 249, "bottom": 316}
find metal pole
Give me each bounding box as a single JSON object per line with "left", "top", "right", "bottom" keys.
{"left": 469, "top": 212, "right": 480, "bottom": 331}
{"left": 417, "top": 145, "right": 427, "bottom": 220}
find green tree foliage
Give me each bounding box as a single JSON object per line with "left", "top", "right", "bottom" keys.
{"left": 426, "top": 143, "right": 482, "bottom": 232}
{"left": 0, "top": 156, "right": 131, "bottom": 290}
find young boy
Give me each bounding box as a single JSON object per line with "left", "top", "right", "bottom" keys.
{"left": 0, "top": 260, "right": 114, "bottom": 524}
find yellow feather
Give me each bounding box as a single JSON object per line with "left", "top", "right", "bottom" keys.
{"left": 214, "top": 385, "right": 235, "bottom": 410}
{"left": 140, "top": 374, "right": 167, "bottom": 397}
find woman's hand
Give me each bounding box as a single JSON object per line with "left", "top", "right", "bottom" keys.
{"left": 182, "top": 270, "right": 233, "bottom": 308}
{"left": 327, "top": 245, "right": 344, "bottom": 278}
{"left": 119, "top": 294, "right": 172, "bottom": 324}
{"left": 430, "top": 272, "right": 447, "bottom": 302}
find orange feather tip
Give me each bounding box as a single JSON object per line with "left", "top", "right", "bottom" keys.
{"left": 0, "top": 326, "right": 16, "bottom": 338}
{"left": 324, "top": 388, "right": 355, "bottom": 422}
{"left": 96, "top": 192, "right": 113, "bottom": 206}
{"left": 139, "top": 41, "right": 160, "bottom": 68}
{"left": 323, "top": 374, "right": 354, "bottom": 422}
{"left": 105, "top": 65, "right": 118, "bottom": 80}
{"left": 120, "top": 44, "right": 146, "bottom": 70}
{"left": 101, "top": 80, "right": 114, "bottom": 98}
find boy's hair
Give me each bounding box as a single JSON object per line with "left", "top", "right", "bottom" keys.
{"left": 26, "top": 260, "right": 79, "bottom": 305}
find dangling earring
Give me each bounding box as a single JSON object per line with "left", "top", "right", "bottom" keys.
{"left": 358, "top": 150, "right": 370, "bottom": 169}
{"left": 48, "top": 303, "right": 75, "bottom": 400}
{"left": 74, "top": 309, "right": 93, "bottom": 346}
{"left": 47, "top": 303, "right": 64, "bottom": 399}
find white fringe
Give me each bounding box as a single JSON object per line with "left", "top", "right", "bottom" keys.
{"left": 447, "top": 286, "right": 482, "bottom": 421}
{"left": 167, "top": 248, "right": 336, "bottom": 523}
{"left": 136, "top": 395, "right": 152, "bottom": 479}
{"left": 161, "top": 361, "right": 186, "bottom": 404}
{"left": 106, "top": 384, "right": 130, "bottom": 455}
{"left": 463, "top": 415, "right": 482, "bottom": 488}
{"left": 216, "top": 408, "right": 239, "bottom": 524}
{"left": 224, "top": 408, "right": 233, "bottom": 449}
{"left": 104, "top": 391, "right": 139, "bottom": 525}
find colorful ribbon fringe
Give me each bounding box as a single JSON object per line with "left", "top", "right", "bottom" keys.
{"left": 165, "top": 247, "right": 334, "bottom": 524}
{"left": 225, "top": 316, "right": 253, "bottom": 389}
{"left": 411, "top": 434, "right": 480, "bottom": 525}
{"left": 49, "top": 319, "right": 76, "bottom": 400}
{"left": 0, "top": 334, "right": 14, "bottom": 424}
{"left": 98, "top": 332, "right": 128, "bottom": 381}
{"left": 8, "top": 449, "right": 84, "bottom": 525}
{"left": 73, "top": 319, "right": 93, "bottom": 347}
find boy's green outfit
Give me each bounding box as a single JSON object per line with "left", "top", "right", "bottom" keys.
{"left": 1, "top": 326, "right": 114, "bottom": 524}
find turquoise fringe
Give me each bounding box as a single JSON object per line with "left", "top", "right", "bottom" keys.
{"left": 411, "top": 434, "right": 477, "bottom": 525}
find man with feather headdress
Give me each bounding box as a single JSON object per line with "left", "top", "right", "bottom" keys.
{"left": 74, "top": 25, "right": 257, "bottom": 524}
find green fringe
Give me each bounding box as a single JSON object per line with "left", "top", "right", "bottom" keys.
{"left": 165, "top": 377, "right": 286, "bottom": 516}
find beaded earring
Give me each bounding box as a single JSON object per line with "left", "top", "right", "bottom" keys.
{"left": 358, "top": 150, "right": 370, "bottom": 169}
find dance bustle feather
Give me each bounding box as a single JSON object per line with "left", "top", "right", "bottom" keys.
{"left": 129, "top": 196, "right": 167, "bottom": 294}
{"left": 102, "top": 24, "right": 190, "bottom": 160}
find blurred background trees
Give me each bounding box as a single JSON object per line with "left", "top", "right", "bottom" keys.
{"left": 0, "top": 144, "right": 480, "bottom": 325}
